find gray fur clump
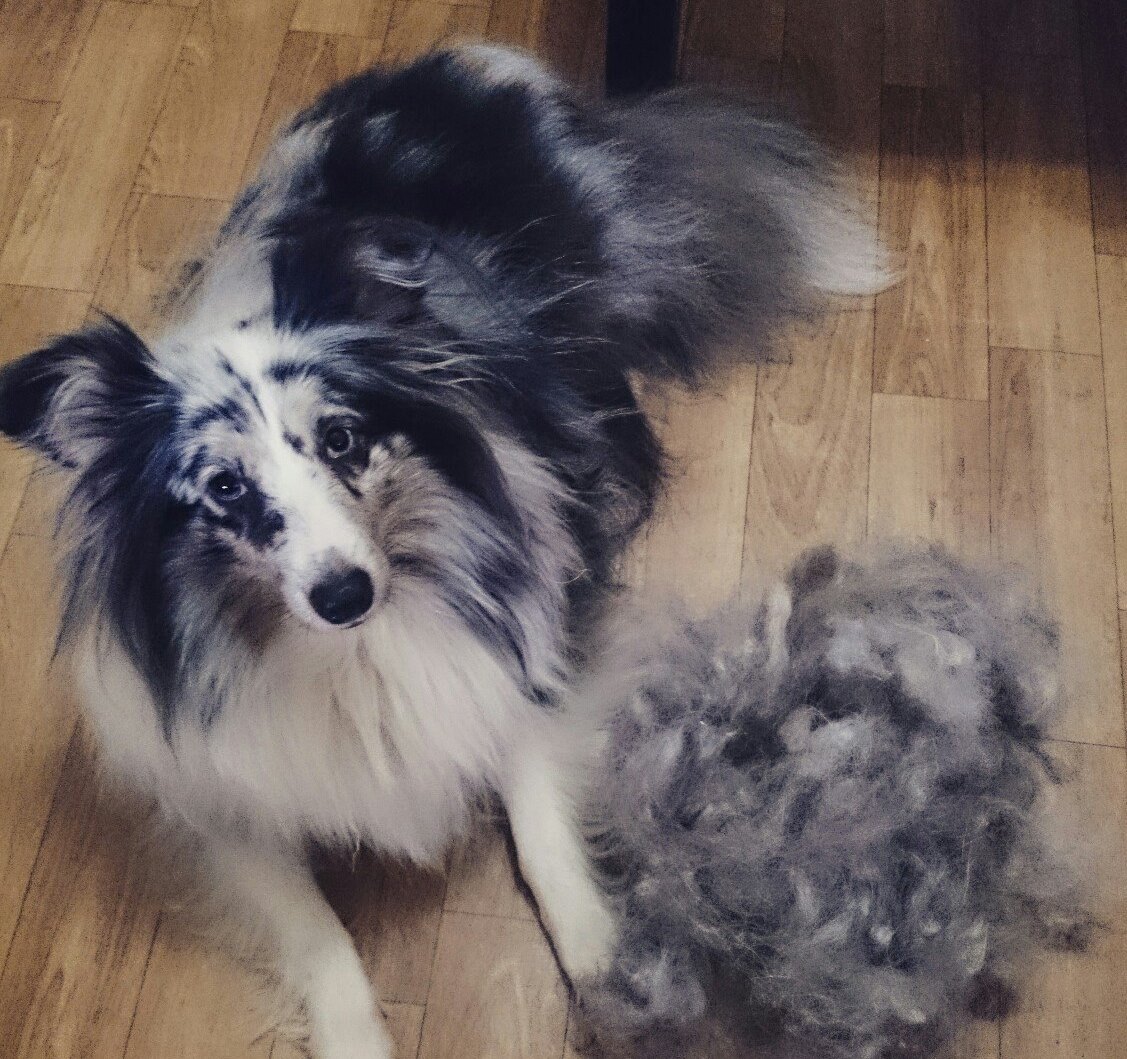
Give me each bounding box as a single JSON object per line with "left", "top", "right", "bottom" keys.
{"left": 581, "top": 544, "right": 1093, "bottom": 1059}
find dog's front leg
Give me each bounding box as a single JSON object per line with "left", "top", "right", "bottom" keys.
{"left": 502, "top": 728, "right": 618, "bottom": 983}
{"left": 205, "top": 835, "right": 393, "bottom": 1059}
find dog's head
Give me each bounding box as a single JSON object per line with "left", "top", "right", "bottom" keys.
{"left": 0, "top": 307, "right": 538, "bottom": 715}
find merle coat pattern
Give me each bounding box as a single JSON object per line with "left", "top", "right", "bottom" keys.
{"left": 0, "top": 45, "right": 885, "bottom": 1059}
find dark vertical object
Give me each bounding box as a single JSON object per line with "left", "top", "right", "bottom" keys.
{"left": 605, "top": 0, "right": 681, "bottom": 96}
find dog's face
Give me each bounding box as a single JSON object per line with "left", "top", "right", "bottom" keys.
{"left": 0, "top": 315, "right": 524, "bottom": 648}
{"left": 163, "top": 323, "right": 394, "bottom": 630}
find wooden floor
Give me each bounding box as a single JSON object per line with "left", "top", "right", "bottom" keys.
{"left": 1, "top": 0, "right": 1125, "bottom": 1056}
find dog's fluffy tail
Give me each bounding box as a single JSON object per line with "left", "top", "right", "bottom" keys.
{"left": 595, "top": 91, "right": 894, "bottom": 379}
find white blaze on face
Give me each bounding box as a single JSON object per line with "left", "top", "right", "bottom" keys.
{"left": 161, "top": 322, "right": 387, "bottom": 631}
{"left": 259, "top": 417, "right": 385, "bottom": 629}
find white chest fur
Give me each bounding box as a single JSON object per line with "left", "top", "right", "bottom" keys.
{"left": 76, "top": 597, "right": 536, "bottom": 862}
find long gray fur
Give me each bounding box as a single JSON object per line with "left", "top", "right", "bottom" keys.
{"left": 580, "top": 544, "right": 1093, "bottom": 1059}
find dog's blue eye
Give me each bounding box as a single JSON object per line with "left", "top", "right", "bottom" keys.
{"left": 323, "top": 425, "right": 354, "bottom": 458}
{"left": 206, "top": 471, "right": 245, "bottom": 502}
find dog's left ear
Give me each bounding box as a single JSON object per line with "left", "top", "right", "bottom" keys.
{"left": 0, "top": 316, "right": 167, "bottom": 468}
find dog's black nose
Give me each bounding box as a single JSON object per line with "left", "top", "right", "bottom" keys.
{"left": 308, "top": 568, "right": 375, "bottom": 626}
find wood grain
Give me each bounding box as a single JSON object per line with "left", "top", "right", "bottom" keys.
{"left": 990, "top": 347, "right": 1124, "bottom": 746}
{"left": 140, "top": 0, "right": 297, "bottom": 200}
{"left": 415, "top": 912, "right": 568, "bottom": 1059}
{"left": 1080, "top": 0, "right": 1127, "bottom": 255}
{"left": 484, "top": 0, "right": 547, "bottom": 50}
{"left": 782, "top": 0, "right": 883, "bottom": 209}
{"left": 987, "top": 0, "right": 1082, "bottom": 59}
{"left": 381, "top": 0, "right": 491, "bottom": 62}
{"left": 1098, "top": 255, "right": 1127, "bottom": 611}
{"left": 0, "top": 2, "right": 1124, "bottom": 1056}
{"left": 0, "top": 732, "right": 160, "bottom": 1059}
{"left": 0, "top": 286, "right": 90, "bottom": 550}
{"left": 682, "top": 0, "right": 785, "bottom": 68}
{"left": 383, "top": 1002, "right": 426, "bottom": 1059}
{"left": 0, "top": 0, "right": 100, "bottom": 103}
{"left": 0, "top": 99, "right": 56, "bottom": 256}
{"left": 243, "top": 30, "right": 386, "bottom": 183}
{"left": 123, "top": 926, "right": 273, "bottom": 1059}
{"left": 875, "top": 85, "right": 988, "bottom": 401}
{"left": 320, "top": 856, "right": 446, "bottom": 1006}
{"left": 1000, "top": 930, "right": 1127, "bottom": 1059}
{"left": 445, "top": 823, "right": 536, "bottom": 922}
{"left": 538, "top": 0, "right": 598, "bottom": 85}
{"left": 1049, "top": 740, "right": 1127, "bottom": 928}
{"left": 93, "top": 192, "right": 228, "bottom": 334}
{"left": 868, "top": 394, "right": 990, "bottom": 556}
{"left": 641, "top": 372, "right": 757, "bottom": 612}
{"left": 291, "top": 0, "right": 395, "bottom": 37}
{"left": 883, "top": 0, "right": 982, "bottom": 89}
{"left": 0, "top": 527, "right": 78, "bottom": 971}
{"left": 0, "top": 3, "right": 189, "bottom": 291}
{"left": 743, "top": 308, "right": 874, "bottom": 581}
{"left": 984, "top": 52, "right": 1100, "bottom": 356}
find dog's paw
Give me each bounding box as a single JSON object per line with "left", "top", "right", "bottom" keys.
{"left": 554, "top": 895, "right": 620, "bottom": 982}
{"left": 310, "top": 1008, "right": 395, "bottom": 1059}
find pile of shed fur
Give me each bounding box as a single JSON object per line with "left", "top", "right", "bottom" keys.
{"left": 580, "top": 544, "right": 1095, "bottom": 1059}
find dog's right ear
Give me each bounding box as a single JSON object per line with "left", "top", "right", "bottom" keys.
{"left": 0, "top": 316, "right": 165, "bottom": 468}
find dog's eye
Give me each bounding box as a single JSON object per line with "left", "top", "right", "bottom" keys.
{"left": 323, "top": 425, "right": 355, "bottom": 458}
{"left": 206, "top": 471, "right": 245, "bottom": 503}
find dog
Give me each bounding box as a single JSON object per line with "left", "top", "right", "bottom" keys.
{"left": 0, "top": 45, "right": 885, "bottom": 1059}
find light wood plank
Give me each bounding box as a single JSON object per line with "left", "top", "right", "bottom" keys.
{"left": 574, "top": 0, "right": 606, "bottom": 94}
{"left": 743, "top": 307, "right": 874, "bottom": 581}
{"left": 0, "top": 0, "right": 101, "bottom": 103}
{"left": 1081, "top": 0, "right": 1127, "bottom": 256}
{"left": 0, "top": 3, "right": 190, "bottom": 292}
{"left": 745, "top": 0, "right": 880, "bottom": 584}
{"left": 0, "top": 286, "right": 90, "bottom": 550}
{"left": 270, "top": 1037, "right": 306, "bottom": 1059}
{"left": 93, "top": 192, "right": 228, "bottom": 335}
{"left": 868, "top": 394, "right": 990, "bottom": 557}
{"left": 320, "top": 855, "right": 446, "bottom": 1005}
{"left": 291, "top": 0, "right": 395, "bottom": 37}
{"left": 682, "top": 0, "right": 785, "bottom": 69}
{"left": 950, "top": 1023, "right": 1001, "bottom": 1059}
{"left": 679, "top": 53, "right": 779, "bottom": 97}
{"left": 445, "top": 822, "right": 536, "bottom": 922}
{"left": 641, "top": 372, "right": 757, "bottom": 613}
{"left": 0, "top": 99, "right": 56, "bottom": 255}
{"left": 1097, "top": 256, "right": 1127, "bottom": 610}
{"left": 271, "top": 1000, "right": 423, "bottom": 1058}
{"left": 141, "top": 0, "right": 298, "bottom": 200}
{"left": 123, "top": 925, "right": 274, "bottom": 1059}
{"left": 1050, "top": 741, "right": 1127, "bottom": 930}
{"left": 243, "top": 30, "right": 387, "bottom": 184}
{"left": 485, "top": 0, "right": 547, "bottom": 51}
{"left": 0, "top": 731, "right": 160, "bottom": 1059}
{"left": 416, "top": 911, "right": 568, "bottom": 1059}
{"left": 883, "top": 0, "right": 981, "bottom": 89}
{"left": 990, "top": 347, "right": 1124, "bottom": 746}
{"left": 984, "top": 52, "right": 1100, "bottom": 356}
{"left": 678, "top": 0, "right": 784, "bottom": 96}
{"left": 384, "top": 1002, "right": 425, "bottom": 1059}
{"left": 988, "top": 0, "right": 1082, "bottom": 59}
{"left": 875, "top": 85, "right": 988, "bottom": 401}
{"left": 782, "top": 0, "right": 883, "bottom": 211}
{"left": 1001, "top": 930, "right": 1127, "bottom": 1059}
{"left": 0, "top": 526, "right": 78, "bottom": 971}
{"left": 381, "top": 0, "right": 492, "bottom": 62}
{"left": 538, "top": 0, "right": 598, "bottom": 86}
